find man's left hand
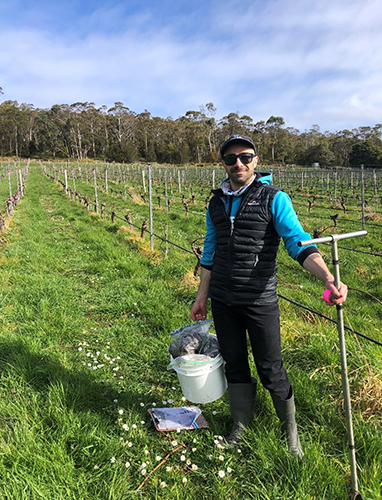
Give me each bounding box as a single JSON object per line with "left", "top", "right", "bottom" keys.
{"left": 324, "top": 280, "right": 348, "bottom": 305}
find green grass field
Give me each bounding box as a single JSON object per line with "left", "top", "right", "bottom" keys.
{"left": 0, "top": 164, "right": 381, "bottom": 499}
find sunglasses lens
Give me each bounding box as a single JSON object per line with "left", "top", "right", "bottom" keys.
{"left": 223, "top": 155, "right": 237, "bottom": 166}
{"left": 240, "top": 154, "right": 253, "bottom": 164}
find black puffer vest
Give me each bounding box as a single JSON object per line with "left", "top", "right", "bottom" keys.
{"left": 208, "top": 179, "right": 281, "bottom": 305}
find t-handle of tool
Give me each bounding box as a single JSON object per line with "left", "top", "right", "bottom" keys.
{"left": 299, "top": 230, "right": 367, "bottom": 499}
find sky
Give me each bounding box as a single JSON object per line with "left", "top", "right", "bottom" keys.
{"left": 0, "top": 0, "right": 382, "bottom": 133}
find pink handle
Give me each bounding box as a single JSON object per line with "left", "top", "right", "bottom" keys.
{"left": 323, "top": 289, "right": 334, "bottom": 305}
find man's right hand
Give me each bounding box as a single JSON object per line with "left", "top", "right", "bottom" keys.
{"left": 190, "top": 300, "right": 207, "bottom": 321}
{"left": 190, "top": 267, "right": 211, "bottom": 321}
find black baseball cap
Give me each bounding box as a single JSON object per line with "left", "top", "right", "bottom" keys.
{"left": 220, "top": 134, "right": 257, "bottom": 157}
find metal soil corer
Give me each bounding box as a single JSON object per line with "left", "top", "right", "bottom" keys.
{"left": 299, "top": 230, "right": 367, "bottom": 500}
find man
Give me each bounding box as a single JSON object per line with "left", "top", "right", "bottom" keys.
{"left": 190, "top": 134, "right": 347, "bottom": 457}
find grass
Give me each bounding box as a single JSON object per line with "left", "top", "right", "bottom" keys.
{"left": 0, "top": 163, "right": 381, "bottom": 499}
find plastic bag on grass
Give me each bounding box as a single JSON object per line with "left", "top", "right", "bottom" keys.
{"left": 167, "top": 320, "right": 221, "bottom": 370}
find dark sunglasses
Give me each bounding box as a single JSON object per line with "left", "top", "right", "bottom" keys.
{"left": 223, "top": 153, "right": 256, "bottom": 166}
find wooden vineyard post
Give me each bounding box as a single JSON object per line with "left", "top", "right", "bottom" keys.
{"left": 93, "top": 169, "right": 99, "bottom": 213}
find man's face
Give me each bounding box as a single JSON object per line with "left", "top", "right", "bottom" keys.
{"left": 222, "top": 144, "right": 258, "bottom": 191}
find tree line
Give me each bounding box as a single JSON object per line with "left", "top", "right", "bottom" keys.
{"left": 1, "top": 99, "right": 382, "bottom": 167}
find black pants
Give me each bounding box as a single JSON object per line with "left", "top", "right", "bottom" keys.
{"left": 211, "top": 299, "right": 291, "bottom": 400}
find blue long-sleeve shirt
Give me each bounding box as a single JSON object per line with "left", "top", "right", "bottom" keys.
{"left": 200, "top": 173, "right": 317, "bottom": 268}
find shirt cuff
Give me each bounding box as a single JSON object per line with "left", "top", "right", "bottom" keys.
{"left": 297, "top": 246, "right": 319, "bottom": 266}
{"left": 201, "top": 263, "right": 213, "bottom": 271}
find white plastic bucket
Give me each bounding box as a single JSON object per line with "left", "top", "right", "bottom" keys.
{"left": 170, "top": 354, "right": 227, "bottom": 404}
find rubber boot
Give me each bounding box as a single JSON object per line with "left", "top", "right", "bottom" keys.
{"left": 271, "top": 390, "right": 304, "bottom": 458}
{"left": 217, "top": 378, "right": 257, "bottom": 448}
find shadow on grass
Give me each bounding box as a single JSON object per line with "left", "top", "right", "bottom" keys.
{"left": 104, "top": 224, "right": 119, "bottom": 234}
{"left": 0, "top": 339, "right": 133, "bottom": 421}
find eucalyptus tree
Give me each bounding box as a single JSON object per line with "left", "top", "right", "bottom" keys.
{"left": 219, "top": 112, "right": 252, "bottom": 138}
{"left": 306, "top": 139, "right": 336, "bottom": 167}
{"left": 80, "top": 102, "right": 106, "bottom": 159}
{"left": 265, "top": 115, "right": 285, "bottom": 162}
{"left": 98, "top": 105, "right": 110, "bottom": 157}
{"left": 151, "top": 115, "right": 170, "bottom": 163}
{"left": 372, "top": 124, "right": 382, "bottom": 143}
{"left": 199, "top": 102, "right": 218, "bottom": 162}
{"left": 67, "top": 102, "right": 94, "bottom": 159}
{"left": 17, "top": 103, "right": 38, "bottom": 156}
{"left": 253, "top": 120, "right": 267, "bottom": 159}
{"left": 107, "top": 102, "right": 138, "bottom": 162}
{"left": 265, "top": 115, "right": 286, "bottom": 163}
{"left": 329, "top": 129, "right": 355, "bottom": 167}
{"left": 168, "top": 116, "right": 191, "bottom": 164}
{"left": 33, "top": 105, "right": 71, "bottom": 158}
{"left": 349, "top": 140, "right": 382, "bottom": 168}
{"left": 355, "top": 125, "right": 382, "bottom": 147}
{"left": 151, "top": 115, "right": 172, "bottom": 163}
{"left": 283, "top": 127, "right": 304, "bottom": 165}
{"left": 0, "top": 100, "right": 29, "bottom": 157}
{"left": 182, "top": 110, "right": 208, "bottom": 163}
{"left": 136, "top": 110, "right": 157, "bottom": 161}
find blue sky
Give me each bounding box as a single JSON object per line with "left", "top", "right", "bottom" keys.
{"left": 1, "top": 0, "right": 381, "bottom": 132}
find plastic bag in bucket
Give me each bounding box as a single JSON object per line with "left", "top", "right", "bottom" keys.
{"left": 167, "top": 321, "right": 227, "bottom": 404}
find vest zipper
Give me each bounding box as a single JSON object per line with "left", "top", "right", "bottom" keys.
{"left": 230, "top": 216, "right": 235, "bottom": 236}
